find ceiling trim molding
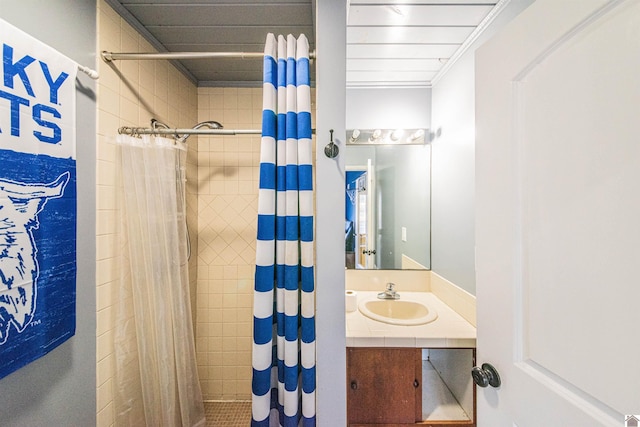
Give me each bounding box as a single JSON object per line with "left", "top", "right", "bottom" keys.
{"left": 102, "top": 0, "right": 198, "bottom": 85}
{"left": 430, "top": 0, "right": 511, "bottom": 86}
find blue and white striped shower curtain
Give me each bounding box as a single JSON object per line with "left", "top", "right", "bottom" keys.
{"left": 252, "top": 34, "right": 315, "bottom": 427}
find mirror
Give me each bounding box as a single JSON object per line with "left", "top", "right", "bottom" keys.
{"left": 345, "top": 137, "right": 431, "bottom": 270}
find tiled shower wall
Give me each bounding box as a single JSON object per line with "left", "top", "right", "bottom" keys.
{"left": 195, "top": 88, "right": 261, "bottom": 400}
{"left": 95, "top": 1, "right": 198, "bottom": 425}
{"left": 195, "top": 88, "right": 316, "bottom": 400}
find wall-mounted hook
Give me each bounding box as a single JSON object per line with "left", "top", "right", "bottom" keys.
{"left": 324, "top": 129, "right": 339, "bottom": 159}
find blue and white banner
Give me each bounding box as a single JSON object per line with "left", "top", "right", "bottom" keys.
{"left": 0, "top": 18, "right": 77, "bottom": 380}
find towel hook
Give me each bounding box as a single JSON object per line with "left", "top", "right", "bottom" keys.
{"left": 324, "top": 129, "right": 339, "bottom": 159}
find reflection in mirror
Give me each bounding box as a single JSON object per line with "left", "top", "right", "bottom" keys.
{"left": 345, "top": 141, "right": 431, "bottom": 270}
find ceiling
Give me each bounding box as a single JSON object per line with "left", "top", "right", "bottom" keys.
{"left": 105, "top": 0, "right": 501, "bottom": 88}
{"left": 347, "top": 0, "right": 499, "bottom": 87}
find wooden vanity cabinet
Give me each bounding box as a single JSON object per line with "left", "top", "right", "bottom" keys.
{"left": 347, "top": 347, "right": 422, "bottom": 426}
{"left": 347, "top": 347, "right": 476, "bottom": 427}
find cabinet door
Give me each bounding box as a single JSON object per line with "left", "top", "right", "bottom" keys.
{"left": 347, "top": 347, "right": 421, "bottom": 425}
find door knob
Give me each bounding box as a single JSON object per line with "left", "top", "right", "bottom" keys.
{"left": 472, "top": 363, "right": 501, "bottom": 388}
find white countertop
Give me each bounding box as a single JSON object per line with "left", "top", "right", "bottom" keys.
{"left": 346, "top": 291, "right": 476, "bottom": 348}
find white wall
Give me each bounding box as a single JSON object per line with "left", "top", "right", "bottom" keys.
{"left": 430, "top": 0, "right": 535, "bottom": 296}
{"left": 315, "top": 1, "right": 347, "bottom": 425}
{"left": 347, "top": 87, "right": 431, "bottom": 129}
{"left": 0, "top": 1, "right": 97, "bottom": 425}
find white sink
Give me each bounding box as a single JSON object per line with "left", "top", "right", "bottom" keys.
{"left": 358, "top": 298, "right": 438, "bottom": 326}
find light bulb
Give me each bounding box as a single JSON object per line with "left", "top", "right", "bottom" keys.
{"left": 349, "top": 129, "right": 361, "bottom": 143}
{"left": 390, "top": 129, "right": 404, "bottom": 141}
{"left": 409, "top": 129, "right": 425, "bottom": 142}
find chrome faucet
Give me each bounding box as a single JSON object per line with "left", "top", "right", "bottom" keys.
{"left": 377, "top": 282, "right": 400, "bottom": 300}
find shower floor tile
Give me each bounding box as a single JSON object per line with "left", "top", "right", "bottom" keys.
{"left": 205, "top": 401, "right": 251, "bottom": 426}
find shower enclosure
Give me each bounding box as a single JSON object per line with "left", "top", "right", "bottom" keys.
{"left": 114, "top": 134, "right": 205, "bottom": 427}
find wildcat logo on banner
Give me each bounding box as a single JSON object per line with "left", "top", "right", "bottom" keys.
{"left": 0, "top": 18, "right": 77, "bottom": 379}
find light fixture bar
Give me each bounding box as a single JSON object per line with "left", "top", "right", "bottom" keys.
{"left": 346, "top": 128, "right": 429, "bottom": 145}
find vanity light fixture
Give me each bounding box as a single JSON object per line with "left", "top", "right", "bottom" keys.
{"left": 346, "top": 128, "right": 430, "bottom": 145}
{"left": 408, "top": 129, "right": 425, "bottom": 143}
{"left": 390, "top": 129, "right": 404, "bottom": 141}
{"left": 349, "top": 129, "right": 361, "bottom": 143}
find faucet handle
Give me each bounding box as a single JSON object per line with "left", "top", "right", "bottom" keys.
{"left": 377, "top": 282, "right": 400, "bottom": 300}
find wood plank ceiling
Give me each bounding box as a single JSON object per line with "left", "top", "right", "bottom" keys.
{"left": 348, "top": 0, "right": 499, "bottom": 87}
{"left": 105, "top": 0, "right": 500, "bottom": 88}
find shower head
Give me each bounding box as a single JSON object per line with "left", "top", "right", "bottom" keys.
{"left": 151, "top": 118, "right": 170, "bottom": 130}
{"left": 176, "top": 120, "right": 224, "bottom": 143}
{"left": 147, "top": 118, "right": 226, "bottom": 143}
{"left": 193, "top": 120, "right": 223, "bottom": 130}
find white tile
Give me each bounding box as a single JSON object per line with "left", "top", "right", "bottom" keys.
{"left": 97, "top": 111, "right": 119, "bottom": 138}
{"left": 384, "top": 336, "right": 416, "bottom": 347}
{"left": 96, "top": 234, "right": 114, "bottom": 260}
{"left": 97, "top": 84, "right": 120, "bottom": 116}
{"left": 96, "top": 354, "right": 113, "bottom": 385}
{"left": 445, "top": 338, "right": 476, "bottom": 347}
{"left": 93, "top": 141, "right": 114, "bottom": 170}
{"left": 238, "top": 94, "right": 252, "bottom": 109}
{"left": 415, "top": 338, "right": 447, "bottom": 348}
{"left": 97, "top": 329, "right": 114, "bottom": 361}
{"left": 96, "top": 401, "right": 114, "bottom": 427}
{"left": 96, "top": 306, "right": 113, "bottom": 336}
{"left": 96, "top": 258, "right": 116, "bottom": 284}
{"left": 430, "top": 271, "right": 476, "bottom": 326}
{"left": 346, "top": 314, "right": 369, "bottom": 334}
{"left": 96, "top": 378, "right": 113, "bottom": 412}
{"left": 351, "top": 336, "right": 385, "bottom": 347}
{"left": 96, "top": 282, "right": 113, "bottom": 310}
{"left": 96, "top": 209, "right": 116, "bottom": 235}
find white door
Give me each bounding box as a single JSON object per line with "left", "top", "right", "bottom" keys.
{"left": 476, "top": 0, "right": 640, "bottom": 425}
{"left": 366, "top": 158, "right": 376, "bottom": 268}
{"left": 354, "top": 159, "right": 377, "bottom": 269}
{"left": 355, "top": 173, "right": 369, "bottom": 269}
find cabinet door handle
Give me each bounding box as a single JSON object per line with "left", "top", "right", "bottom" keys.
{"left": 350, "top": 380, "right": 358, "bottom": 390}
{"left": 413, "top": 379, "right": 420, "bottom": 388}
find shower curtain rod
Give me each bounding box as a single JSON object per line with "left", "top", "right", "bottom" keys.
{"left": 119, "top": 126, "right": 262, "bottom": 136}
{"left": 118, "top": 126, "right": 316, "bottom": 138}
{"left": 102, "top": 50, "right": 317, "bottom": 62}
